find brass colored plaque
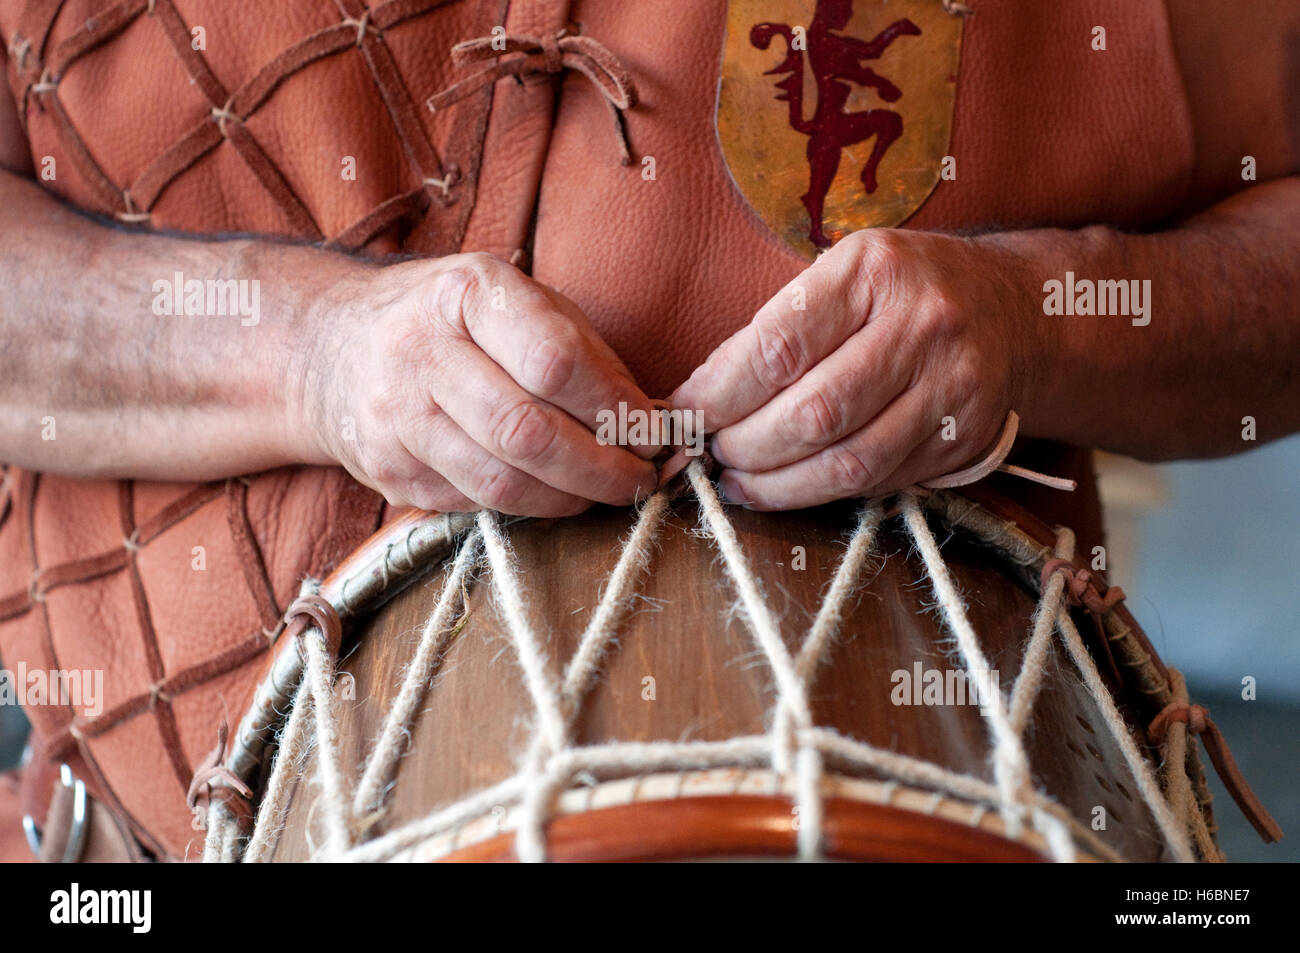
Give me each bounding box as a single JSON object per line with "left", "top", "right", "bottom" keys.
{"left": 718, "top": 0, "right": 963, "bottom": 259}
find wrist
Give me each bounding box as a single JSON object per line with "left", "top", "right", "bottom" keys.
{"left": 284, "top": 251, "right": 377, "bottom": 467}
{"left": 977, "top": 225, "right": 1126, "bottom": 443}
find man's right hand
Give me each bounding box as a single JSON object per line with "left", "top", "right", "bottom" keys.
{"left": 300, "top": 252, "right": 661, "bottom": 517}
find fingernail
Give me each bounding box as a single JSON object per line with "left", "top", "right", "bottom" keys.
{"left": 709, "top": 436, "right": 727, "bottom": 467}
{"left": 718, "top": 471, "right": 741, "bottom": 503}
{"left": 634, "top": 467, "right": 659, "bottom": 502}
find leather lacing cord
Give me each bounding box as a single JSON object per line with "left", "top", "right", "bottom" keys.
{"left": 187, "top": 720, "right": 254, "bottom": 828}
{"left": 285, "top": 593, "right": 344, "bottom": 659}
{"left": 188, "top": 594, "right": 344, "bottom": 831}
{"left": 1148, "top": 701, "right": 1283, "bottom": 843}
{"left": 428, "top": 29, "right": 639, "bottom": 166}
{"left": 1036, "top": 559, "right": 1282, "bottom": 845}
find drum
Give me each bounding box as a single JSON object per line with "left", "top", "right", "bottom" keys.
{"left": 199, "top": 462, "right": 1228, "bottom": 863}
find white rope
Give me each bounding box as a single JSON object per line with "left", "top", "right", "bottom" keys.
{"left": 514, "top": 493, "right": 671, "bottom": 861}
{"left": 301, "top": 627, "right": 352, "bottom": 859}
{"left": 900, "top": 493, "right": 1034, "bottom": 837}
{"left": 562, "top": 491, "right": 670, "bottom": 707}
{"left": 1163, "top": 668, "right": 1224, "bottom": 862}
{"left": 688, "top": 462, "right": 824, "bottom": 860}
{"left": 1055, "top": 608, "right": 1197, "bottom": 862}
{"left": 773, "top": 502, "right": 882, "bottom": 765}
{"left": 1003, "top": 527, "right": 1078, "bottom": 862}
{"left": 201, "top": 801, "right": 235, "bottom": 863}
{"left": 242, "top": 672, "right": 315, "bottom": 862}
{"left": 227, "top": 474, "right": 1202, "bottom": 866}
{"left": 477, "top": 510, "right": 566, "bottom": 756}
{"left": 475, "top": 509, "right": 564, "bottom": 862}
{"left": 519, "top": 492, "right": 674, "bottom": 860}
{"left": 1009, "top": 527, "right": 1074, "bottom": 734}
{"left": 352, "top": 532, "right": 482, "bottom": 819}
{"left": 339, "top": 731, "right": 1124, "bottom": 863}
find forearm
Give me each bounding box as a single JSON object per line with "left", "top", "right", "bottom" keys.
{"left": 0, "top": 169, "right": 371, "bottom": 479}
{"left": 999, "top": 176, "right": 1300, "bottom": 460}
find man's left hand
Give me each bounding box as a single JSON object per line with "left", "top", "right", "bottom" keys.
{"left": 671, "top": 229, "right": 1048, "bottom": 510}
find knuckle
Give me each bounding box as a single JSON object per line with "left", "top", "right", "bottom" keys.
{"left": 851, "top": 232, "right": 904, "bottom": 298}
{"left": 787, "top": 386, "right": 843, "bottom": 445}
{"left": 401, "top": 474, "right": 441, "bottom": 511}
{"left": 859, "top": 230, "right": 903, "bottom": 273}
{"left": 366, "top": 377, "right": 407, "bottom": 423}
{"left": 823, "top": 443, "right": 876, "bottom": 496}
{"left": 430, "top": 261, "right": 489, "bottom": 329}
{"left": 750, "top": 318, "right": 806, "bottom": 388}
{"left": 475, "top": 464, "right": 527, "bottom": 513}
{"left": 365, "top": 453, "right": 402, "bottom": 491}
{"left": 924, "top": 294, "right": 965, "bottom": 342}
{"left": 518, "top": 334, "right": 577, "bottom": 399}
{"left": 460, "top": 250, "right": 500, "bottom": 269}
{"left": 946, "top": 352, "right": 983, "bottom": 396}
{"left": 489, "top": 399, "right": 559, "bottom": 464}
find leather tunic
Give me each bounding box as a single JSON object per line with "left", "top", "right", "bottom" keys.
{"left": 0, "top": 0, "right": 1194, "bottom": 857}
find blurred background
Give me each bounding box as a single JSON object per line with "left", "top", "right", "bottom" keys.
{"left": 2, "top": 437, "right": 1296, "bottom": 861}
{"left": 1097, "top": 434, "right": 1300, "bottom": 862}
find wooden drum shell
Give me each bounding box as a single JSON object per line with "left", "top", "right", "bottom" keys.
{"left": 266, "top": 494, "right": 1176, "bottom": 862}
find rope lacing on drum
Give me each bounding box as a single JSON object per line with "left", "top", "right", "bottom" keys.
{"left": 202, "top": 465, "right": 1278, "bottom": 864}
{"left": 427, "top": 29, "right": 639, "bottom": 166}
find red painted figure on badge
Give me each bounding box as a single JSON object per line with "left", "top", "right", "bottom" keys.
{"left": 752, "top": 0, "right": 921, "bottom": 247}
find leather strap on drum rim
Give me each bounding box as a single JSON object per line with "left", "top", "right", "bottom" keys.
{"left": 187, "top": 721, "right": 254, "bottom": 828}
{"left": 1148, "top": 703, "right": 1283, "bottom": 843}
{"left": 285, "top": 593, "right": 344, "bottom": 658}
{"left": 1040, "top": 558, "right": 1126, "bottom": 685}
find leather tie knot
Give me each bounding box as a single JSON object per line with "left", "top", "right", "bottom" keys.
{"left": 539, "top": 32, "right": 564, "bottom": 74}
{"left": 428, "top": 30, "right": 638, "bottom": 165}
{"left": 1041, "top": 558, "right": 1126, "bottom": 616}
{"left": 211, "top": 101, "right": 238, "bottom": 136}
{"left": 1148, "top": 702, "right": 1209, "bottom": 745}
{"left": 1147, "top": 698, "right": 1283, "bottom": 844}
{"left": 187, "top": 720, "right": 254, "bottom": 829}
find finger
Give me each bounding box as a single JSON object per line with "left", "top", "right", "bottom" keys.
{"left": 860, "top": 413, "right": 1009, "bottom": 497}
{"left": 426, "top": 336, "right": 658, "bottom": 506}
{"left": 717, "top": 389, "right": 931, "bottom": 511}
{"left": 400, "top": 411, "right": 592, "bottom": 518}
{"left": 453, "top": 270, "right": 664, "bottom": 459}
{"left": 670, "top": 251, "right": 876, "bottom": 428}
{"left": 708, "top": 320, "right": 907, "bottom": 473}
{"left": 343, "top": 439, "right": 477, "bottom": 513}
{"left": 399, "top": 465, "right": 478, "bottom": 513}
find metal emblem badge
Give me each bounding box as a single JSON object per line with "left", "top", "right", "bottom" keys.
{"left": 718, "top": 0, "right": 964, "bottom": 258}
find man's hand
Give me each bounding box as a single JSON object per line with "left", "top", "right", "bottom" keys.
{"left": 671, "top": 229, "right": 1044, "bottom": 510}
{"left": 302, "top": 252, "right": 660, "bottom": 516}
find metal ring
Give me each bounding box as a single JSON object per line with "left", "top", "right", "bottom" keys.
{"left": 21, "top": 763, "right": 88, "bottom": 862}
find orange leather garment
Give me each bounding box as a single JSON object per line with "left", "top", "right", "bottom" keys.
{"left": 0, "top": 0, "right": 1194, "bottom": 858}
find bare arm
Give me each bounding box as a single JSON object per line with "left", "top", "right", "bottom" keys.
{"left": 1006, "top": 177, "right": 1300, "bottom": 460}
{"left": 0, "top": 166, "right": 334, "bottom": 480}
{"left": 1017, "top": 0, "right": 1300, "bottom": 458}
{"left": 0, "top": 46, "right": 656, "bottom": 515}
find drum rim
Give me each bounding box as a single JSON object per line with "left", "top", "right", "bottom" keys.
{"left": 389, "top": 768, "right": 1108, "bottom": 863}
